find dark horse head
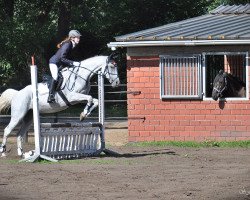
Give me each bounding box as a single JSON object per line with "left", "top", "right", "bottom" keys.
{"left": 212, "top": 70, "right": 246, "bottom": 101}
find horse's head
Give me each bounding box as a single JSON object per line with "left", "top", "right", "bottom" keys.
{"left": 102, "top": 54, "right": 120, "bottom": 87}
{"left": 212, "top": 70, "right": 227, "bottom": 101}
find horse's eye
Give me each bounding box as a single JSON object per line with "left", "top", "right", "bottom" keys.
{"left": 109, "top": 61, "right": 116, "bottom": 68}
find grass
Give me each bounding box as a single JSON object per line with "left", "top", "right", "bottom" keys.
{"left": 127, "top": 140, "right": 250, "bottom": 148}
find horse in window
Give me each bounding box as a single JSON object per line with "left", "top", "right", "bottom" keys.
{"left": 212, "top": 70, "right": 246, "bottom": 101}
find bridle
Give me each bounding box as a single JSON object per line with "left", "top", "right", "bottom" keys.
{"left": 102, "top": 59, "right": 119, "bottom": 85}
{"left": 213, "top": 76, "right": 227, "bottom": 97}
{"left": 65, "top": 57, "right": 119, "bottom": 90}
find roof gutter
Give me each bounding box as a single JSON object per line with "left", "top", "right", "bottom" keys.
{"left": 107, "top": 40, "right": 250, "bottom": 50}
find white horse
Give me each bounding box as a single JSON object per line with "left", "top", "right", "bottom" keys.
{"left": 0, "top": 55, "right": 120, "bottom": 157}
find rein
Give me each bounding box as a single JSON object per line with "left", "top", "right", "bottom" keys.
{"left": 65, "top": 59, "right": 118, "bottom": 91}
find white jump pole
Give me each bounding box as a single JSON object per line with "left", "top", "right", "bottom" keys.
{"left": 98, "top": 72, "right": 105, "bottom": 127}
{"left": 21, "top": 57, "right": 57, "bottom": 162}
{"left": 98, "top": 72, "right": 120, "bottom": 156}
{"left": 31, "top": 63, "right": 41, "bottom": 156}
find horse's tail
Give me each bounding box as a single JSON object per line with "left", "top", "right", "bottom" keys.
{"left": 0, "top": 89, "right": 18, "bottom": 114}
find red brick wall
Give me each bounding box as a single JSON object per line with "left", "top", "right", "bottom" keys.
{"left": 126, "top": 56, "right": 250, "bottom": 142}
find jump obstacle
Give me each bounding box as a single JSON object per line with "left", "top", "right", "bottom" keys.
{"left": 39, "top": 122, "right": 104, "bottom": 159}
{"left": 22, "top": 62, "right": 117, "bottom": 162}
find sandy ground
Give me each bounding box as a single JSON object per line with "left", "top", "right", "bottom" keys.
{"left": 0, "top": 126, "right": 250, "bottom": 200}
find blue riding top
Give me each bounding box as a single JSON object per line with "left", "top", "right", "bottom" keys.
{"left": 49, "top": 41, "right": 74, "bottom": 66}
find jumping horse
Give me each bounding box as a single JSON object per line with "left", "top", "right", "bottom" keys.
{"left": 0, "top": 55, "right": 120, "bottom": 157}
{"left": 212, "top": 70, "right": 246, "bottom": 101}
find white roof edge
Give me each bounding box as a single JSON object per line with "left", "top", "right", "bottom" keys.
{"left": 107, "top": 40, "right": 250, "bottom": 48}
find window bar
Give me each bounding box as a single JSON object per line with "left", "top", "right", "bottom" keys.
{"left": 189, "top": 58, "right": 192, "bottom": 95}
{"left": 165, "top": 58, "right": 168, "bottom": 95}
{"left": 177, "top": 58, "right": 179, "bottom": 95}
{"left": 234, "top": 55, "right": 237, "bottom": 77}
{"left": 189, "top": 58, "right": 191, "bottom": 95}
{"left": 198, "top": 56, "right": 201, "bottom": 97}
{"left": 160, "top": 59, "right": 163, "bottom": 95}
{"left": 186, "top": 57, "right": 188, "bottom": 95}
{"left": 181, "top": 58, "right": 183, "bottom": 95}
{"left": 193, "top": 57, "right": 196, "bottom": 95}
{"left": 171, "top": 58, "right": 174, "bottom": 95}
{"left": 173, "top": 58, "right": 176, "bottom": 95}
{"left": 195, "top": 57, "right": 197, "bottom": 95}
{"left": 168, "top": 58, "right": 171, "bottom": 95}
{"left": 186, "top": 57, "right": 188, "bottom": 96}
{"left": 243, "top": 55, "right": 246, "bottom": 83}
{"left": 183, "top": 58, "right": 186, "bottom": 95}
{"left": 177, "top": 57, "right": 179, "bottom": 95}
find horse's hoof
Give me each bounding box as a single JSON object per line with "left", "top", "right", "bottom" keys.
{"left": 80, "top": 112, "right": 86, "bottom": 121}
{"left": 1, "top": 153, "right": 6, "bottom": 158}
{"left": 23, "top": 150, "right": 35, "bottom": 159}
{"left": 0, "top": 145, "right": 6, "bottom": 153}
{"left": 17, "top": 148, "right": 23, "bottom": 157}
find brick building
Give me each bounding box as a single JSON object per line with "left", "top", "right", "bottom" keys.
{"left": 108, "top": 4, "right": 250, "bottom": 142}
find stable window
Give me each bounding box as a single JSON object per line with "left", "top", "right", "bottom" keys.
{"left": 204, "top": 52, "right": 248, "bottom": 99}
{"left": 160, "top": 55, "right": 202, "bottom": 99}
{"left": 160, "top": 52, "right": 248, "bottom": 100}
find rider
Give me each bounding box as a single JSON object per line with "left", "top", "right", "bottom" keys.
{"left": 47, "top": 30, "right": 81, "bottom": 103}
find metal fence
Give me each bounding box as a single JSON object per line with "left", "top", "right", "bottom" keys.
{"left": 0, "top": 83, "right": 128, "bottom": 125}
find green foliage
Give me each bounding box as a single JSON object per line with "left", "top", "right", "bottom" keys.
{"left": 0, "top": 59, "right": 13, "bottom": 86}
{"left": 207, "top": 0, "right": 250, "bottom": 11}
{"left": 0, "top": 0, "right": 58, "bottom": 87}
{"left": 0, "top": 0, "right": 248, "bottom": 88}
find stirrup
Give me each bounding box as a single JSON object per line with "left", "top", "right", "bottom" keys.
{"left": 47, "top": 94, "right": 55, "bottom": 103}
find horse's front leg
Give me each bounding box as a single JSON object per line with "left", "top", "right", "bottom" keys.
{"left": 81, "top": 98, "right": 99, "bottom": 120}
{"left": 67, "top": 93, "right": 98, "bottom": 121}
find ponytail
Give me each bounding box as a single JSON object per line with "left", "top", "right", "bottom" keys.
{"left": 57, "top": 37, "right": 71, "bottom": 48}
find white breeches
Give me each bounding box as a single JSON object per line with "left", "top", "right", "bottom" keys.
{"left": 49, "top": 63, "right": 58, "bottom": 80}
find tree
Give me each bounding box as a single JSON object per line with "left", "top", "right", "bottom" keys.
{"left": 57, "top": 0, "right": 71, "bottom": 41}
{"left": 2, "top": 0, "right": 14, "bottom": 20}
{"left": 1, "top": 0, "right": 248, "bottom": 88}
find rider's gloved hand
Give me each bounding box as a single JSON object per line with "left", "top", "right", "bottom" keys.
{"left": 73, "top": 62, "right": 80, "bottom": 66}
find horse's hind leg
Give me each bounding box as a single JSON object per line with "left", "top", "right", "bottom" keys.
{"left": 16, "top": 110, "right": 33, "bottom": 156}
{"left": 0, "top": 116, "right": 22, "bottom": 157}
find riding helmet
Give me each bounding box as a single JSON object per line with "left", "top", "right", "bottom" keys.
{"left": 68, "top": 30, "right": 82, "bottom": 38}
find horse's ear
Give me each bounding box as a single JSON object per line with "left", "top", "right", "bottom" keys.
{"left": 223, "top": 72, "right": 228, "bottom": 77}
{"left": 219, "top": 70, "right": 223, "bottom": 74}
{"left": 108, "top": 52, "right": 119, "bottom": 61}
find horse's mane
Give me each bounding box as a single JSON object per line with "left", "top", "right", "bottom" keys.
{"left": 80, "top": 55, "right": 106, "bottom": 65}
{"left": 224, "top": 72, "right": 246, "bottom": 88}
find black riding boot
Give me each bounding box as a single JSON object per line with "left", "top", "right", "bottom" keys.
{"left": 47, "top": 79, "right": 56, "bottom": 103}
